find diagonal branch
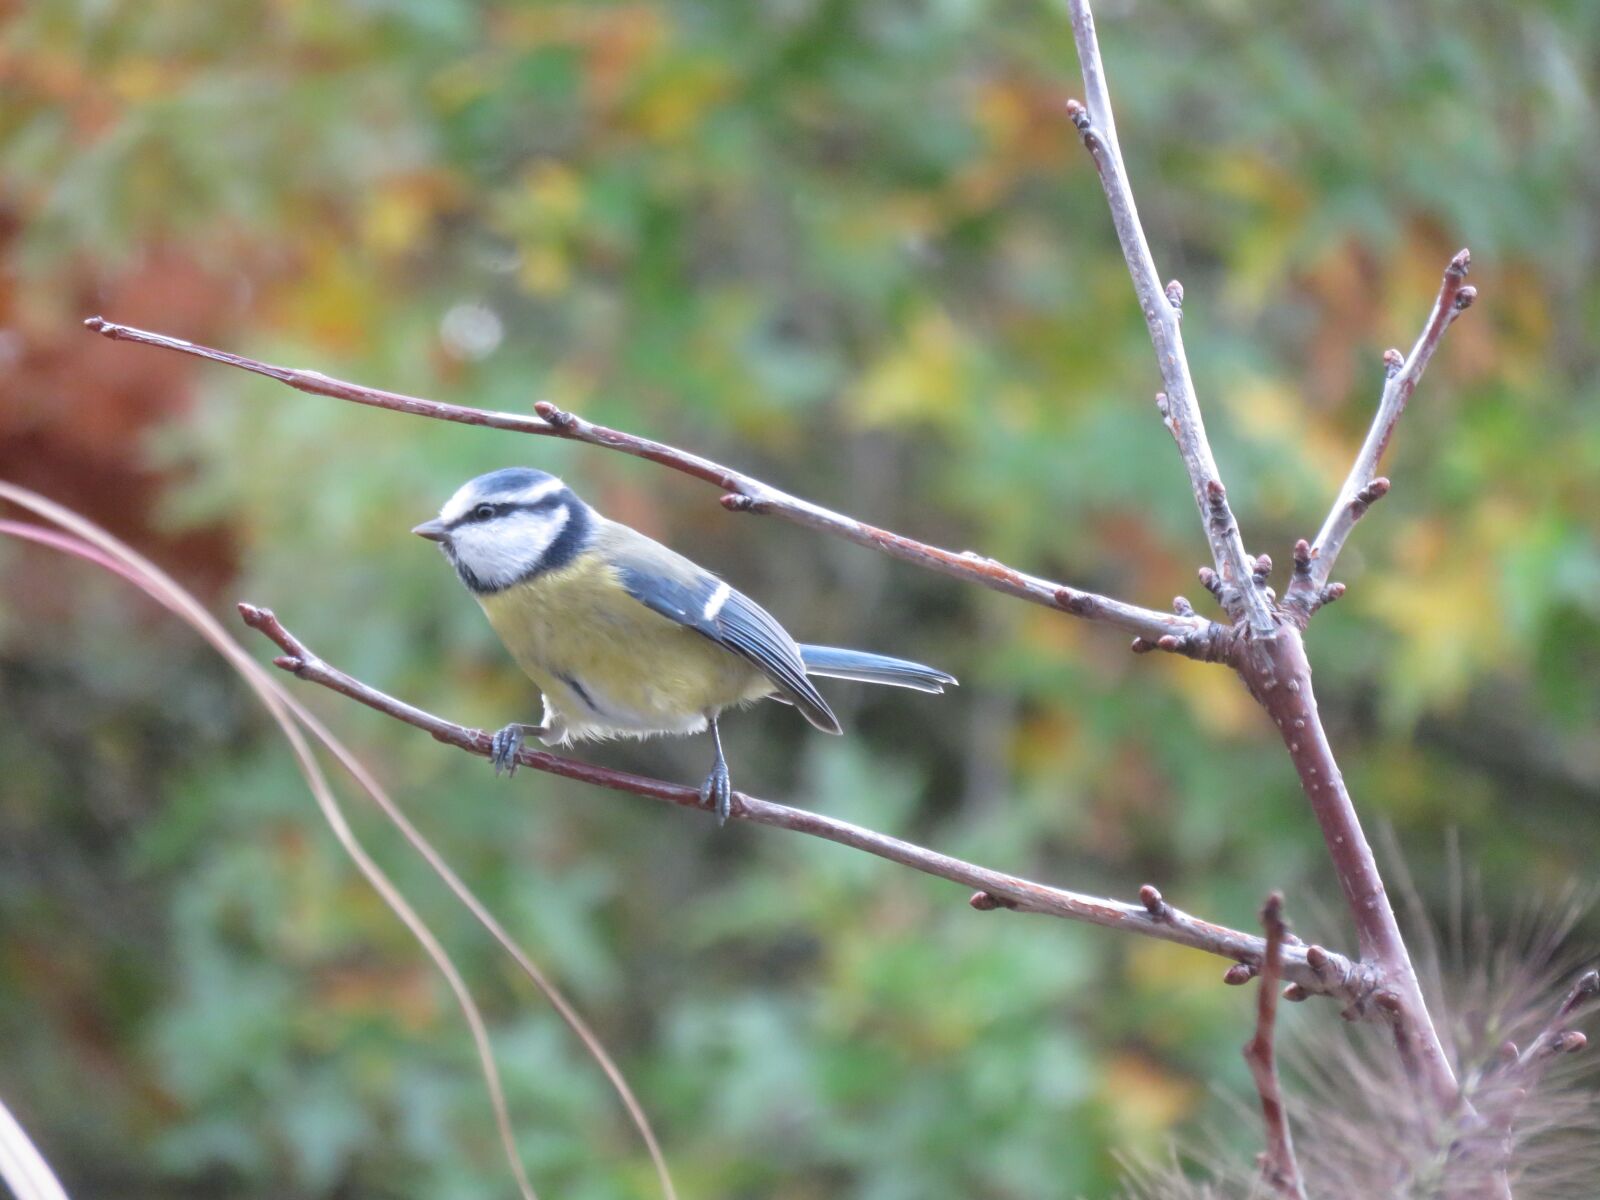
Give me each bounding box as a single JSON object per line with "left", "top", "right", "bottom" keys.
{"left": 1063, "top": 3, "right": 1274, "bottom": 635}
{"left": 83, "top": 316, "right": 1224, "bottom": 654}
{"left": 1289, "top": 250, "right": 1477, "bottom": 610}
{"left": 1244, "top": 893, "right": 1309, "bottom": 1200}
{"left": 237, "top": 602, "right": 1371, "bottom": 1003}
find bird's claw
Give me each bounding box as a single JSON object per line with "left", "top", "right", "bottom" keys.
{"left": 699, "top": 760, "right": 733, "bottom": 826}
{"left": 491, "top": 724, "right": 526, "bottom": 776}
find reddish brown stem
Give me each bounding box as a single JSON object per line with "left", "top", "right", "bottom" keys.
{"left": 1237, "top": 623, "right": 1458, "bottom": 1105}
{"left": 1244, "top": 893, "right": 1309, "bottom": 1200}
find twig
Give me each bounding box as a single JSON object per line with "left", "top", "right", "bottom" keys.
{"left": 237, "top": 603, "right": 1372, "bottom": 1002}
{"left": 1289, "top": 250, "right": 1476, "bottom": 610}
{"left": 81, "top": 317, "right": 1223, "bottom": 654}
{"left": 1481, "top": 967, "right": 1599, "bottom": 1198}
{"left": 1243, "top": 893, "right": 1309, "bottom": 1200}
{"left": 1063, "top": 3, "right": 1274, "bottom": 635}
{"left": 1514, "top": 968, "right": 1599, "bottom": 1071}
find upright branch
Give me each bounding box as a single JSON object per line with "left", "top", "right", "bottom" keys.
{"left": 1243, "top": 893, "right": 1309, "bottom": 1200}
{"left": 1062, "top": 0, "right": 1471, "bottom": 1108}
{"left": 1063, "top": 2, "right": 1274, "bottom": 635}
{"left": 82, "top": 317, "right": 1222, "bottom": 654}
{"left": 236, "top": 603, "right": 1373, "bottom": 1004}
{"left": 1287, "top": 250, "right": 1476, "bottom": 612}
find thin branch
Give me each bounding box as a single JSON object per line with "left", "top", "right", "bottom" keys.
{"left": 1290, "top": 250, "right": 1476, "bottom": 608}
{"left": 1243, "top": 893, "right": 1309, "bottom": 1200}
{"left": 1063, "top": 3, "right": 1274, "bottom": 636}
{"left": 82, "top": 316, "right": 1223, "bottom": 654}
{"left": 1483, "top": 966, "right": 1599, "bottom": 1198}
{"left": 1513, "top": 968, "right": 1599, "bottom": 1071}
{"left": 237, "top": 602, "right": 1371, "bottom": 1002}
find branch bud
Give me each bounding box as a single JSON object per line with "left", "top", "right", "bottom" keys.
{"left": 1064, "top": 98, "right": 1090, "bottom": 133}
{"left": 1139, "top": 884, "right": 1172, "bottom": 921}
{"left": 1223, "top": 963, "right": 1258, "bottom": 986}
{"left": 1252, "top": 553, "right": 1272, "bottom": 585}
{"left": 1348, "top": 477, "right": 1391, "bottom": 522}
{"left": 1383, "top": 347, "right": 1405, "bottom": 377}
{"left": 533, "top": 400, "right": 577, "bottom": 431}
{"left": 1292, "top": 538, "right": 1313, "bottom": 577}
{"left": 1282, "top": 983, "right": 1309, "bottom": 1002}
{"left": 1198, "top": 566, "right": 1222, "bottom": 599}
{"left": 1172, "top": 595, "right": 1196, "bottom": 617}
{"left": 1130, "top": 637, "right": 1156, "bottom": 654}
{"left": 1454, "top": 285, "right": 1478, "bottom": 311}
{"left": 1448, "top": 247, "right": 1472, "bottom": 278}
{"left": 1165, "top": 279, "right": 1184, "bottom": 313}
{"left": 1055, "top": 588, "right": 1099, "bottom": 616}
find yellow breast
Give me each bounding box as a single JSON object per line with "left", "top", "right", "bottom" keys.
{"left": 476, "top": 554, "right": 771, "bottom": 738}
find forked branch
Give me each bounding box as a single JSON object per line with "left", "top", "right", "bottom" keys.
{"left": 237, "top": 603, "right": 1371, "bottom": 1003}
{"left": 1064, "top": 0, "right": 1467, "bottom": 1109}
{"left": 82, "top": 317, "right": 1222, "bottom": 654}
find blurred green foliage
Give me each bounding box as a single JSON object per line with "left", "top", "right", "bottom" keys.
{"left": 2, "top": 0, "right": 1598, "bottom": 1196}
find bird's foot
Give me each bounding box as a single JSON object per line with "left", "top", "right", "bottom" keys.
{"left": 699, "top": 759, "right": 733, "bottom": 826}
{"left": 490, "top": 723, "right": 545, "bottom": 777}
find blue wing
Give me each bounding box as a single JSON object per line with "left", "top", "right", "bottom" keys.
{"left": 611, "top": 545, "right": 842, "bottom": 735}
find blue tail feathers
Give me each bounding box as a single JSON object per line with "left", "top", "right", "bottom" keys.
{"left": 797, "top": 645, "right": 957, "bottom": 694}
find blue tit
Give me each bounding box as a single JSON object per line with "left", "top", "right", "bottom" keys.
{"left": 412, "top": 467, "right": 956, "bottom": 823}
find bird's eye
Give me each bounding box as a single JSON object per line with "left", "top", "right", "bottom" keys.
{"left": 473, "top": 504, "right": 495, "bottom": 521}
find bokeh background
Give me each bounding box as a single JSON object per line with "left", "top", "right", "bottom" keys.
{"left": 3, "top": 1, "right": 1599, "bottom": 1196}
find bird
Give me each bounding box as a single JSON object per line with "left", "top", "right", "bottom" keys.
{"left": 413, "top": 467, "right": 956, "bottom": 824}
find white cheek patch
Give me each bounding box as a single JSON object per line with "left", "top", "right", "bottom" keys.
{"left": 452, "top": 507, "right": 573, "bottom": 590}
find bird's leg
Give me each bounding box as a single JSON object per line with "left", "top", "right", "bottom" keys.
{"left": 699, "top": 712, "right": 733, "bottom": 826}
{"left": 490, "top": 723, "right": 547, "bottom": 776}
{"left": 491, "top": 699, "right": 569, "bottom": 776}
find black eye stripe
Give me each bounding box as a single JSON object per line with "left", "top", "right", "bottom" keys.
{"left": 447, "top": 495, "right": 566, "bottom": 529}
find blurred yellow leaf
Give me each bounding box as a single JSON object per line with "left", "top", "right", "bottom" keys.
{"left": 1100, "top": 1051, "right": 1199, "bottom": 1138}
{"left": 626, "top": 58, "right": 733, "bottom": 143}
{"left": 849, "top": 308, "right": 974, "bottom": 430}
{"left": 519, "top": 244, "right": 571, "bottom": 295}
{"left": 1367, "top": 507, "right": 1520, "bottom": 714}
{"left": 1165, "top": 655, "right": 1259, "bottom": 736}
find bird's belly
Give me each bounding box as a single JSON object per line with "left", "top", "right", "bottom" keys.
{"left": 477, "top": 569, "right": 771, "bottom": 740}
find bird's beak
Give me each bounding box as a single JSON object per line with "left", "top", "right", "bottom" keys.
{"left": 412, "top": 519, "right": 449, "bottom": 542}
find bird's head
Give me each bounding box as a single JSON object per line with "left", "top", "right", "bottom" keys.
{"left": 414, "top": 468, "right": 592, "bottom": 594}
